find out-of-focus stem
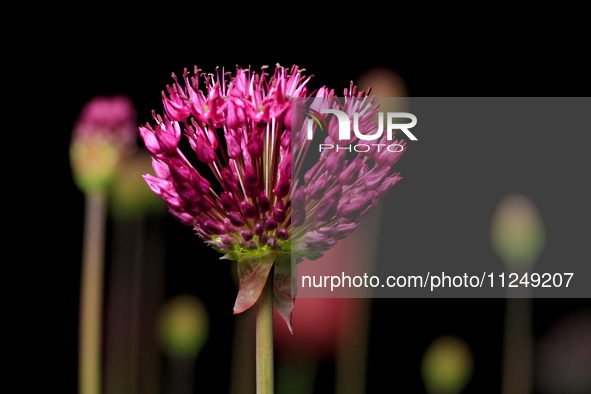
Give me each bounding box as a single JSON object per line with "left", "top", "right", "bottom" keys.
{"left": 335, "top": 298, "right": 371, "bottom": 394}
{"left": 256, "top": 268, "right": 275, "bottom": 394}
{"left": 79, "top": 193, "right": 107, "bottom": 394}
{"left": 502, "top": 296, "right": 533, "bottom": 394}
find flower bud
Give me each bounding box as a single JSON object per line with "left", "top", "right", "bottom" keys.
{"left": 241, "top": 230, "right": 254, "bottom": 241}
{"left": 258, "top": 192, "right": 271, "bottom": 213}
{"left": 265, "top": 216, "right": 278, "bottom": 231}
{"left": 243, "top": 166, "right": 260, "bottom": 198}
{"left": 221, "top": 167, "right": 239, "bottom": 191}
{"left": 277, "top": 228, "right": 289, "bottom": 240}
{"left": 228, "top": 211, "right": 246, "bottom": 227}
{"left": 240, "top": 200, "right": 256, "bottom": 218}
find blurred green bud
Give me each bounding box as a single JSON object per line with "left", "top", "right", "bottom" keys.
{"left": 491, "top": 194, "right": 545, "bottom": 270}
{"left": 421, "top": 336, "right": 473, "bottom": 394}
{"left": 157, "top": 295, "right": 209, "bottom": 359}
{"left": 70, "top": 136, "right": 121, "bottom": 194}
{"left": 111, "top": 150, "right": 166, "bottom": 217}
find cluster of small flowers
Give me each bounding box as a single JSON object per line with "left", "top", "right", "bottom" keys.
{"left": 139, "top": 65, "right": 308, "bottom": 255}
{"left": 138, "top": 64, "right": 407, "bottom": 324}
{"left": 289, "top": 88, "right": 405, "bottom": 260}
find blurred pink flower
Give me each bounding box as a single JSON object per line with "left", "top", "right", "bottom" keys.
{"left": 70, "top": 95, "right": 137, "bottom": 194}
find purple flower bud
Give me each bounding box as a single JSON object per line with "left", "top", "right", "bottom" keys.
{"left": 315, "top": 186, "right": 342, "bottom": 222}
{"left": 291, "top": 209, "right": 306, "bottom": 228}
{"left": 257, "top": 234, "right": 268, "bottom": 247}
{"left": 151, "top": 158, "right": 171, "bottom": 179}
{"left": 139, "top": 125, "right": 162, "bottom": 156}
{"left": 258, "top": 192, "right": 271, "bottom": 213}
{"left": 277, "top": 228, "right": 289, "bottom": 240}
{"left": 189, "top": 172, "right": 211, "bottom": 195}
{"left": 359, "top": 201, "right": 379, "bottom": 219}
{"left": 226, "top": 100, "right": 246, "bottom": 131}
{"left": 324, "top": 149, "right": 347, "bottom": 175}
{"left": 292, "top": 187, "right": 306, "bottom": 211}
{"left": 228, "top": 211, "right": 245, "bottom": 227}
{"left": 190, "top": 132, "right": 216, "bottom": 163}
{"left": 306, "top": 172, "right": 332, "bottom": 200}
{"left": 254, "top": 222, "right": 264, "bottom": 236}
{"left": 168, "top": 207, "right": 196, "bottom": 226}
{"left": 339, "top": 155, "right": 363, "bottom": 185}
{"left": 174, "top": 181, "right": 198, "bottom": 203}
{"left": 193, "top": 194, "right": 212, "bottom": 212}
{"left": 240, "top": 200, "right": 256, "bottom": 218}
{"left": 154, "top": 122, "right": 180, "bottom": 155}
{"left": 265, "top": 216, "right": 278, "bottom": 231}
{"left": 304, "top": 231, "right": 326, "bottom": 245}
{"left": 375, "top": 173, "right": 402, "bottom": 198}
{"left": 221, "top": 192, "right": 237, "bottom": 212}
{"left": 243, "top": 166, "right": 260, "bottom": 198}
{"left": 221, "top": 235, "right": 238, "bottom": 245}
{"left": 143, "top": 174, "right": 169, "bottom": 196}
{"left": 245, "top": 241, "right": 257, "bottom": 250}
{"left": 225, "top": 132, "right": 241, "bottom": 159}
{"left": 280, "top": 130, "right": 291, "bottom": 150}
{"left": 279, "top": 152, "right": 291, "bottom": 178}
{"left": 202, "top": 219, "right": 226, "bottom": 235}
{"left": 375, "top": 141, "right": 405, "bottom": 167}
{"left": 273, "top": 200, "right": 286, "bottom": 223}
{"left": 318, "top": 222, "right": 358, "bottom": 240}
{"left": 241, "top": 229, "right": 254, "bottom": 241}
{"left": 221, "top": 167, "right": 238, "bottom": 191}
{"left": 274, "top": 177, "right": 290, "bottom": 198}
{"left": 247, "top": 128, "right": 264, "bottom": 158}
{"left": 184, "top": 203, "right": 202, "bottom": 216}
{"left": 168, "top": 156, "right": 192, "bottom": 183}
{"left": 363, "top": 166, "right": 390, "bottom": 190}
{"left": 161, "top": 188, "right": 184, "bottom": 210}
{"left": 162, "top": 87, "right": 190, "bottom": 122}
{"left": 337, "top": 192, "right": 376, "bottom": 220}
{"left": 223, "top": 218, "right": 240, "bottom": 234}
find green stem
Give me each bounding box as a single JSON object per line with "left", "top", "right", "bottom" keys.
{"left": 79, "top": 192, "right": 107, "bottom": 394}
{"left": 256, "top": 268, "right": 275, "bottom": 394}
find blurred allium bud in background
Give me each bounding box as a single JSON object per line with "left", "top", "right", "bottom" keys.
{"left": 70, "top": 95, "right": 137, "bottom": 194}
{"left": 491, "top": 193, "right": 545, "bottom": 271}
{"left": 421, "top": 336, "right": 474, "bottom": 394}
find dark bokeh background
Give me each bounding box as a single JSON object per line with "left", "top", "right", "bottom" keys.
{"left": 17, "top": 21, "right": 590, "bottom": 393}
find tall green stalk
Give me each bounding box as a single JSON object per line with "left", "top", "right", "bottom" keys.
{"left": 79, "top": 193, "right": 107, "bottom": 394}
{"left": 256, "top": 268, "right": 275, "bottom": 394}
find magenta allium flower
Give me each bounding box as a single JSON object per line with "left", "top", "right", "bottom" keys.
{"left": 139, "top": 65, "right": 405, "bottom": 330}
{"left": 70, "top": 95, "right": 137, "bottom": 193}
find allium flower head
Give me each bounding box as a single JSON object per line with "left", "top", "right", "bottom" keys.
{"left": 139, "top": 65, "right": 405, "bottom": 330}
{"left": 70, "top": 95, "right": 137, "bottom": 193}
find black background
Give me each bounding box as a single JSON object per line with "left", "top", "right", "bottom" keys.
{"left": 13, "top": 16, "right": 590, "bottom": 393}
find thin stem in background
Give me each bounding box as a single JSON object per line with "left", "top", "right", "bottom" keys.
{"left": 502, "top": 296, "right": 533, "bottom": 394}
{"left": 79, "top": 193, "right": 107, "bottom": 394}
